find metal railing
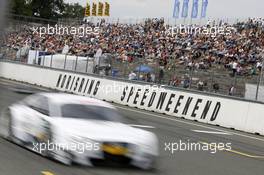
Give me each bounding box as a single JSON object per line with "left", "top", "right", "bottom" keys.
{"left": 1, "top": 45, "right": 263, "bottom": 101}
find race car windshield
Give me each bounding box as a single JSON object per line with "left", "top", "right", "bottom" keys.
{"left": 61, "top": 104, "right": 122, "bottom": 122}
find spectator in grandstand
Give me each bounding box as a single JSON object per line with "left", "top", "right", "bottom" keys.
{"left": 150, "top": 73, "right": 156, "bottom": 83}
{"left": 231, "top": 61, "right": 238, "bottom": 77}
{"left": 168, "top": 76, "right": 181, "bottom": 87}
{"left": 236, "top": 65, "right": 243, "bottom": 76}
{"left": 104, "top": 64, "right": 111, "bottom": 76}
{"left": 158, "top": 68, "right": 164, "bottom": 84}
{"left": 128, "top": 71, "right": 137, "bottom": 80}
{"left": 197, "top": 80, "right": 204, "bottom": 91}
{"left": 146, "top": 72, "right": 152, "bottom": 82}
{"left": 256, "top": 61, "right": 263, "bottom": 71}
{"left": 229, "top": 85, "right": 235, "bottom": 96}
{"left": 183, "top": 75, "right": 191, "bottom": 89}
{"left": 213, "top": 82, "right": 220, "bottom": 93}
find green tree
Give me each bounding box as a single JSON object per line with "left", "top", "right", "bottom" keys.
{"left": 10, "top": 0, "right": 85, "bottom": 19}
{"left": 10, "top": 0, "right": 32, "bottom": 16}
{"left": 30, "top": 0, "right": 65, "bottom": 19}
{"left": 62, "top": 3, "right": 85, "bottom": 18}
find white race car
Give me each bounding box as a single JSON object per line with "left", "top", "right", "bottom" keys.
{"left": 0, "top": 93, "right": 159, "bottom": 169}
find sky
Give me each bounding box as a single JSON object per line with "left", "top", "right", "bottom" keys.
{"left": 66, "top": 0, "right": 264, "bottom": 19}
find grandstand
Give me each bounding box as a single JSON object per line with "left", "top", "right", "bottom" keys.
{"left": 1, "top": 14, "right": 264, "bottom": 99}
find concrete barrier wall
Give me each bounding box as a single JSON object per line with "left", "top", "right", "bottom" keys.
{"left": 0, "top": 61, "right": 263, "bottom": 135}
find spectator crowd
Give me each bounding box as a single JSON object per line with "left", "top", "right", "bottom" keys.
{"left": 5, "top": 18, "right": 264, "bottom": 71}
{"left": 3, "top": 17, "right": 264, "bottom": 94}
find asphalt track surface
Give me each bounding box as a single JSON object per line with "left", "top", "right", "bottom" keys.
{"left": 0, "top": 78, "right": 264, "bottom": 175}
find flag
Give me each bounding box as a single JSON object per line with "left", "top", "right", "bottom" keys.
{"left": 191, "top": 0, "right": 199, "bottom": 18}
{"left": 84, "top": 3, "right": 90, "bottom": 17}
{"left": 92, "top": 2, "right": 97, "bottom": 16}
{"left": 181, "top": 0, "right": 189, "bottom": 18}
{"left": 173, "top": 0, "right": 180, "bottom": 18}
{"left": 201, "top": 0, "right": 208, "bottom": 18}
{"left": 98, "top": 2, "right": 104, "bottom": 16}
{"left": 104, "top": 2, "right": 110, "bottom": 16}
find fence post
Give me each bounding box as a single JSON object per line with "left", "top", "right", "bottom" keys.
{"left": 122, "top": 58, "right": 126, "bottom": 78}
{"left": 34, "top": 48, "right": 37, "bottom": 65}
{"left": 210, "top": 71, "right": 214, "bottom": 92}
{"left": 98, "top": 56, "right": 101, "bottom": 74}
{"left": 50, "top": 54, "right": 53, "bottom": 68}
{"left": 86, "top": 57, "right": 89, "bottom": 73}
{"left": 255, "top": 57, "right": 264, "bottom": 100}
{"left": 234, "top": 72, "right": 237, "bottom": 96}
{"left": 64, "top": 54, "right": 67, "bottom": 69}
{"left": 124, "top": 59, "right": 128, "bottom": 79}
{"left": 19, "top": 47, "right": 22, "bottom": 62}
{"left": 137, "top": 60, "right": 141, "bottom": 81}
{"left": 75, "top": 56, "right": 78, "bottom": 71}
{"left": 189, "top": 67, "right": 194, "bottom": 88}
{"left": 42, "top": 53, "right": 46, "bottom": 66}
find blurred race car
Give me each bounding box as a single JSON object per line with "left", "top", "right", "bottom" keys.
{"left": 0, "top": 93, "right": 158, "bottom": 169}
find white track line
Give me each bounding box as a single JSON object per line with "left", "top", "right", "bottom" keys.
{"left": 129, "top": 124, "right": 155, "bottom": 129}
{"left": 192, "top": 130, "right": 233, "bottom": 135}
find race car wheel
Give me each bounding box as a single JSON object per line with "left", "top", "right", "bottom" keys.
{"left": 44, "top": 127, "right": 73, "bottom": 166}
{"left": 37, "top": 121, "right": 53, "bottom": 157}
{"left": 132, "top": 155, "right": 157, "bottom": 170}
{"left": 0, "top": 108, "right": 14, "bottom": 140}
{"left": 52, "top": 149, "right": 73, "bottom": 166}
